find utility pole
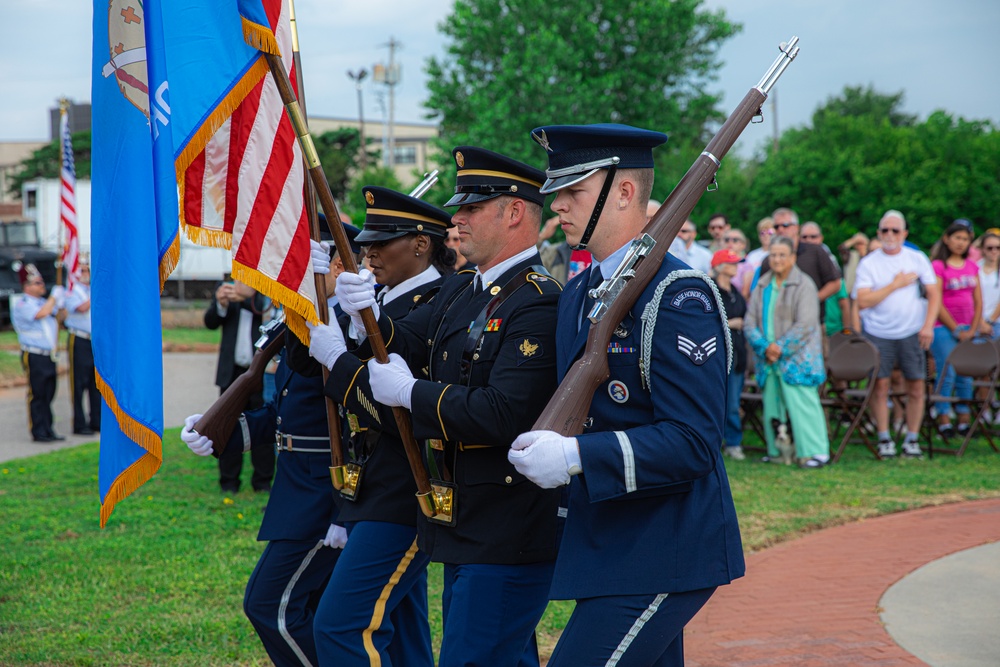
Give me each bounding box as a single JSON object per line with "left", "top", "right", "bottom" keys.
{"left": 373, "top": 37, "right": 401, "bottom": 169}
{"left": 347, "top": 68, "right": 369, "bottom": 170}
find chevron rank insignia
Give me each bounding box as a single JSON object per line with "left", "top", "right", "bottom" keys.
{"left": 677, "top": 334, "right": 717, "bottom": 366}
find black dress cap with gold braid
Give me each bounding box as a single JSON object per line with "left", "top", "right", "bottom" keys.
{"left": 444, "top": 146, "right": 546, "bottom": 207}
{"left": 355, "top": 186, "right": 454, "bottom": 244}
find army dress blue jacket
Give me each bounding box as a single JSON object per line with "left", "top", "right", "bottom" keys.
{"left": 359, "top": 255, "right": 563, "bottom": 565}
{"left": 222, "top": 348, "right": 339, "bottom": 542}
{"left": 551, "top": 253, "right": 745, "bottom": 599}
{"left": 325, "top": 277, "right": 443, "bottom": 526}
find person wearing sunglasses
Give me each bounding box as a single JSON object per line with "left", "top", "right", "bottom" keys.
{"left": 759, "top": 208, "right": 842, "bottom": 322}
{"left": 854, "top": 210, "right": 941, "bottom": 459}
{"left": 977, "top": 231, "right": 1000, "bottom": 340}
{"left": 706, "top": 213, "right": 731, "bottom": 252}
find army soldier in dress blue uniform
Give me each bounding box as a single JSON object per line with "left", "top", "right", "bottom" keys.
{"left": 12, "top": 264, "right": 66, "bottom": 442}
{"left": 509, "top": 124, "right": 746, "bottom": 667}
{"left": 63, "top": 260, "right": 100, "bottom": 435}
{"left": 305, "top": 187, "right": 454, "bottom": 666}
{"left": 330, "top": 148, "right": 563, "bottom": 667}
{"left": 180, "top": 223, "right": 360, "bottom": 667}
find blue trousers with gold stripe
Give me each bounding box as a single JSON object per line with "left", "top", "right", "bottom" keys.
{"left": 313, "top": 521, "right": 432, "bottom": 667}
{"left": 547, "top": 588, "right": 716, "bottom": 667}
{"left": 244, "top": 539, "right": 341, "bottom": 667}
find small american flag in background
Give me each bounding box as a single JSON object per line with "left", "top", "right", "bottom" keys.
{"left": 60, "top": 106, "right": 79, "bottom": 291}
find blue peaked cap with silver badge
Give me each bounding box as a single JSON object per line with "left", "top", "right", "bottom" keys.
{"left": 530, "top": 123, "right": 668, "bottom": 194}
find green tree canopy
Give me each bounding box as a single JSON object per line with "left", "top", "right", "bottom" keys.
{"left": 741, "top": 87, "right": 1000, "bottom": 251}
{"left": 7, "top": 131, "right": 91, "bottom": 199}
{"left": 422, "top": 0, "right": 740, "bottom": 209}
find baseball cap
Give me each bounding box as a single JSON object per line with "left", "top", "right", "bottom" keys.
{"left": 711, "top": 249, "right": 740, "bottom": 268}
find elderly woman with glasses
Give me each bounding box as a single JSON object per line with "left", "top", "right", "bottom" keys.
{"left": 745, "top": 236, "right": 830, "bottom": 468}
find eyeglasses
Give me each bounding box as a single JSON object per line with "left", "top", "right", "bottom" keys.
{"left": 800, "top": 234, "right": 820, "bottom": 240}
{"left": 879, "top": 227, "right": 904, "bottom": 235}
{"left": 985, "top": 245, "right": 1000, "bottom": 251}
{"left": 679, "top": 228, "right": 695, "bottom": 235}
{"left": 775, "top": 222, "right": 797, "bottom": 229}
{"left": 723, "top": 237, "right": 743, "bottom": 243}
{"left": 708, "top": 224, "right": 726, "bottom": 231}
{"left": 759, "top": 228, "right": 775, "bottom": 236}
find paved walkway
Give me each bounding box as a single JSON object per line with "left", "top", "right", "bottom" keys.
{"left": 0, "top": 352, "right": 218, "bottom": 464}
{"left": 686, "top": 498, "right": 1000, "bottom": 666}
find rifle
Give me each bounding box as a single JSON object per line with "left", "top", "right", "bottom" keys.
{"left": 194, "top": 317, "right": 287, "bottom": 451}
{"left": 532, "top": 36, "right": 800, "bottom": 435}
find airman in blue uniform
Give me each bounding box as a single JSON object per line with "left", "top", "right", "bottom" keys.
{"left": 332, "top": 149, "right": 563, "bottom": 667}
{"left": 509, "top": 124, "right": 745, "bottom": 667}
{"left": 304, "top": 187, "right": 454, "bottom": 667}
{"left": 181, "top": 223, "right": 361, "bottom": 667}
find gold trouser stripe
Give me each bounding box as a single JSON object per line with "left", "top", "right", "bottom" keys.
{"left": 68, "top": 333, "right": 75, "bottom": 401}
{"left": 436, "top": 385, "right": 453, "bottom": 441}
{"left": 362, "top": 538, "right": 421, "bottom": 666}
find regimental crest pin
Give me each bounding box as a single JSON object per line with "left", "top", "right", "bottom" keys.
{"left": 531, "top": 130, "right": 553, "bottom": 152}
{"left": 365, "top": 191, "right": 375, "bottom": 206}
{"left": 455, "top": 151, "right": 465, "bottom": 168}
{"left": 677, "top": 335, "right": 717, "bottom": 366}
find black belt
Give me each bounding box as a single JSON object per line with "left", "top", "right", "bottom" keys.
{"left": 274, "top": 432, "right": 329, "bottom": 453}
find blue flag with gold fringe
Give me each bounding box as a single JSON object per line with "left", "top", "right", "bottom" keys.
{"left": 92, "top": 0, "right": 272, "bottom": 525}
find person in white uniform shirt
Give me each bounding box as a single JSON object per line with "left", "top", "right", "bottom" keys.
{"left": 12, "top": 263, "right": 65, "bottom": 442}
{"left": 63, "top": 260, "right": 100, "bottom": 435}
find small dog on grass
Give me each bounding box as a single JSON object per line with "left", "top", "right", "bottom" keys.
{"left": 771, "top": 418, "right": 795, "bottom": 465}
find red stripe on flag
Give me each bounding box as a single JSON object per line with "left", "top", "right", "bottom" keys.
{"left": 184, "top": 150, "right": 206, "bottom": 228}
{"left": 224, "top": 78, "right": 265, "bottom": 232}
{"left": 275, "top": 205, "right": 310, "bottom": 288}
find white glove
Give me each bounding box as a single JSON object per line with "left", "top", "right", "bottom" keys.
{"left": 307, "top": 320, "right": 347, "bottom": 370}
{"left": 323, "top": 524, "right": 348, "bottom": 549}
{"left": 336, "top": 270, "right": 379, "bottom": 335}
{"left": 181, "top": 414, "right": 214, "bottom": 457}
{"left": 310, "top": 240, "right": 331, "bottom": 275}
{"left": 50, "top": 285, "right": 66, "bottom": 309}
{"left": 368, "top": 353, "right": 416, "bottom": 410}
{"left": 508, "top": 430, "right": 582, "bottom": 489}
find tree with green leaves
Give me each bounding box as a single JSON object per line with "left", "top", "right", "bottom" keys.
{"left": 423, "top": 0, "right": 740, "bottom": 209}
{"left": 7, "top": 131, "right": 91, "bottom": 199}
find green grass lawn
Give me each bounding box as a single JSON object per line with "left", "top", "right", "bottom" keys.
{"left": 0, "top": 429, "right": 998, "bottom": 666}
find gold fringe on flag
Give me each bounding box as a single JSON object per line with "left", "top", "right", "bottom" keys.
{"left": 158, "top": 234, "right": 180, "bottom": 293}
{"left": 231, "top": 261, "right": 319, "bottom": 344}
{"left": 95, "top": 370, "right": 163, "bottom": 528}
{"left": 241, "top": 17, "right": 282, "bottom": 56}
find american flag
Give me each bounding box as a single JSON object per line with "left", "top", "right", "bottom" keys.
{"left": 180, "top": 0, "right": 318, "bottom": 341}
{"left": 60, "top": 107, "right": 79, "bottom": 291}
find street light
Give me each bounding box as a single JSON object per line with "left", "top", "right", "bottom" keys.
{"left": 347, "top": 68, "right": 368, "bottom": 170}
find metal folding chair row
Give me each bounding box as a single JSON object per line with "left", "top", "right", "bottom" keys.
{"left": 923, "top": 338, "right": 1000, "bottom": 457}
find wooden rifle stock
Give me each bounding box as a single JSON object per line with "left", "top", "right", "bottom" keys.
{"left": 533, "top": 37, "right": 800, "bottom": 435}
{"left": 197, "top": 330, "right": 285, "bottom": 455}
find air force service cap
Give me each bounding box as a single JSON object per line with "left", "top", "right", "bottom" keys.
{"left": 530, "top": 123, "right": 668, "bottom": 194}
{"left": 444, "top": 146, "right": 546, "bottom": 207}
{"left": 355, "top": 186, "right": 453, "bottom": 244}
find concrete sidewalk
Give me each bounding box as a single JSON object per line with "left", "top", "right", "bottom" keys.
{"left": 0, "top": 352, "right": 218, "bottom": 464}
{"left": 686, "top": 497, "right": 1000, "bottom": 666}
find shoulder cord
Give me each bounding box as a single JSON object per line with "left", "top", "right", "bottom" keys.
{"left": 639, "top": 269, "right": 733, "bottom": 390}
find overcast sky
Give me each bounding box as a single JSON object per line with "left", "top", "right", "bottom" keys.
{"left": 2, "top": 0, "right": 998, "bottom": 158}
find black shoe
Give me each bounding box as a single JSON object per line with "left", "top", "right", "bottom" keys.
{"left": 957, "top": 423, "right": 971, "bottom": 436}
{"left": 74, "top": 427, "right": 95, "bottom": 435}
{"left": 33, "top": 435, "right": 55, "bottom": 443}
{"left": 937, "top": 424, "right": 955, "bottom": 439}
{"left": 48, "top": 433, "right": 66, "bottom": 441}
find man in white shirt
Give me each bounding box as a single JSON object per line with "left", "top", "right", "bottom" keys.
{"left": 669, "top": 219, "right": 712, "bottom": 273}
{"left": 854, "top": 209, "right": 940, "bottom": 458}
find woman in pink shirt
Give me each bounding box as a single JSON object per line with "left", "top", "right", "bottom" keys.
{"left": 930, "top": 221, "right": 982, "bottom": 438}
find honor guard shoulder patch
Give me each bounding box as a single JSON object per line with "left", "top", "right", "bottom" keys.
{"left": 485, "top": 318, "right": 502, "bottom": 332}
{"left": 677, "top": 334, "right": 717, "bottom": 366}
{"left": 517, "top": 337, "right": 542, "bottom": 365}
{"left": 671, "top": 288, "right": 714, "bottom": 312}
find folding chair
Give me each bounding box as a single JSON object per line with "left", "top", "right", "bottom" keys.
{"left": 822, "top": 336, "right": 881, "bottom": 463}
{"left": 924, "top": 338, "right": 1000, "bottom": 457}
{"left": 739, "top": 372, "right": 767, "bottom": 454}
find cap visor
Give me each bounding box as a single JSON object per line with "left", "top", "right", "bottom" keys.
{"left": 354, "top": 229, "right": 408, "bottom": 244}
{"left": 539, "top": 168, "right": 600, "bottom": 194}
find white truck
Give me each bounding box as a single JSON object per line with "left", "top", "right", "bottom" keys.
{"left": 20, "top": 178, "right": 233, "bottom": 296}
